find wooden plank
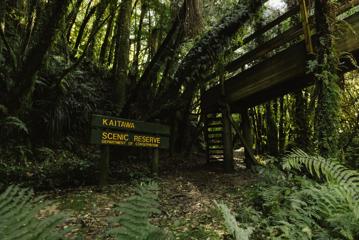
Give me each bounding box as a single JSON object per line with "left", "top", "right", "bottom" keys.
{"left": 208, "top": 136, "right": 223, "bottom": 140}
{"left": 208, "top": 130, "right": 223, "bottom": 133}
{"left": 90, "top": 129, "right": 170, "bottom": 149}
{"left": 91, "top": 114, "right": 170, "bottom": 135}
{"left": 208, "top": 123, "right": 223, "bottom": 128}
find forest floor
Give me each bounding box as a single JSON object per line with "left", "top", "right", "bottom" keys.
{"left": 44, "top": 156, "right": 255, "bottom": 240}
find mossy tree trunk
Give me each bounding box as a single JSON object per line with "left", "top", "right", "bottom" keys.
{"left": 314, "top": 0, "right": 341, "bottom": 158}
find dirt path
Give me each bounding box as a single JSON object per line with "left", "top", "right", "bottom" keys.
{"left": 50, "top": 163, "right": 255, "bottom": 239}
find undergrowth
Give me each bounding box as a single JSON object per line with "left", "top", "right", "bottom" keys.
{"left": 219, "top": 150, "right": 359, "bottom": 240}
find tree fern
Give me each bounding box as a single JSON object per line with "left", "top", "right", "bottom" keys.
{"left": 215, "top": 201, "right": 254, "bottom": 240}
{"left": 108, "top": 182, "right": 173, "bottom": 240}
{"left": 283, "top": 149, "right": 359, "bottom": 199}
{"left": 0, "top": 185, "right": 66, "bottom": 240}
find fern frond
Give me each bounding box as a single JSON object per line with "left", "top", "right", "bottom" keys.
{"left": 283, "top": 149, "right": 359, "bottom": 199}
{"left": 0, "top": 185, "right": 66, "bottom": 240}
{"left": 108, "top": 182, "right": 172, "bottom": 240}
{"left": 215, "top": 201, "right": 254, "bottom": 240}
{"left": 0, "top": 116, "right": 29, "bottom": 134}
{"left": 291, "top": 183, "right": 359, "bottom": 240}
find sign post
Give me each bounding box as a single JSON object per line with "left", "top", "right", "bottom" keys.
{"left": 90, "top": 115, "right": 170, "bottom": 184}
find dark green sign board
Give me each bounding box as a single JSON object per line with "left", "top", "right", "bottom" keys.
{"left": 90, "top": 115, "right": 170, "bottom": 149}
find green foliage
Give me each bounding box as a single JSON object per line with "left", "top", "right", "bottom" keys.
{"left": 215, "top": 201, "right": 254, "bottom": 240}
{"left": 0, "top": 147, "right": 95, "bottom": 189}
{"left": 283, "top": 149, "right": 359, "bottom": 199}
{"left": 224, "top": 151, "right": 359, "bottom": 240}
{"left": 0, "top": 116, "right": 29, "bottom": 134}
{"left": 0, "top": 116, "right": 29, "bottom": 146}
{"left": 0, "top": 185, "right": 66, "bottom": 240}
{"left": 108, "top": 182, "right": 173, "bottom": 240}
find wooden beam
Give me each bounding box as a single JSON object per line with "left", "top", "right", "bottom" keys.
{"left": 338, "top": 0, "right": 359, "bottom": 14}
{"left": 226, "top": 105, "right": 257, "bottom": 165}
{"left": 298, "top": 0, "right": 314, "bottom": 53}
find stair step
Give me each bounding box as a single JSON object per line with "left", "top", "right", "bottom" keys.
{"left": 209, "top": 153, "right": 224, "bottom": 157}
{"left": 208, "top": 147, "right": 224, "bottom": 151}
{"left": 208, "top": 143, "right": 223, "bottom": 146}
{"left": 207, "top": 130, "right": 223, "bottom": 134}
{"left": 208, "top": 142, "right": 223, "bottom": 145}
{"left": 206, "top": 116, "right": 222, "bottom": 120}
{"left": 208, "top": 134, "right": 223, "bottom": 138}
{"left": 207, "top": 136, "right": 223, "bottom": 140}
{"left": 209, "top": 150, "right": 224, "bottom": 154}
{"left": 207, "top": 124, "right": 223, "bottom": 128}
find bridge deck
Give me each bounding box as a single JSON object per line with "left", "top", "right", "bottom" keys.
{"left": 202, "top": 11, "right": 359, "bottom": 113}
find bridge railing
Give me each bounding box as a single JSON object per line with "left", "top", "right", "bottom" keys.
{"left": 205, "top": 0, "right": 359, "bottom": 90}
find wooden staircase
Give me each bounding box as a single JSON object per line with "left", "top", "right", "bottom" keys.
{"left": 205, "top": 113, "right": 225, "bottom": 162}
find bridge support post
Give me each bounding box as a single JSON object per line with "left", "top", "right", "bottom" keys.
{"left": 222, "top": 107, "right": 234, "bottom": 172}
{"left": 241, "top": 108, "right": 254, "bottom": 169}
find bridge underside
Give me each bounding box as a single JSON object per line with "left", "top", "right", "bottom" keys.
{"left": 202, "top": 12, "right": 359, "bottom": 113}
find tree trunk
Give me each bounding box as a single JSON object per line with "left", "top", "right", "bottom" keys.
{"left": 293, "top": 90, "right": 310, "bottom": 150}
{"left": 129, "top": 1, "right": 148, "bottom": 83}
{"left": 278, "top": 97, "right": 286, "bottom": 153}
{"left": 87, "top": 0, "right": 111, "bottom": 58}
{"left": 99, "top": 0, "right": 116, "bottom": 64}
{"left": 112, "top": 0, "right": 132, "bottom": 112}
{"left": 7, "top": 0, "right": 70, "bottom": 114}
{"left": 265, "top": 101, "right": 279, "bottom": 155}
{"left": 66, "top": 0, "right": 84, "bottom": 42}
{"left": 72, "top": 3, "right": 98, "bottom": 56}
{"left": 314, "top": 0, "right": 340, "bottom": 158}
{"left": 241, "top": 108, "right": 254, "bottom": 169}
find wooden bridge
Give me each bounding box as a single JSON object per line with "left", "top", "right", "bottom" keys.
{"left": 200, "top": 1, "right": 359, "bottom": 170}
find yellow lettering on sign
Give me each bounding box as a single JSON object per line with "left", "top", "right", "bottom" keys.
{"left": 102, "top": 132, "right": 129, "bottom": 142}
{"left": 134, "top": 135, "right": 161, "bottom": 145}
{"left": 102, "top": 118, "right": 135, "bottom": 129}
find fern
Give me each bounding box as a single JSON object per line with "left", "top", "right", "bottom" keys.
{"left": 277, "top": 183, "right": 359, "bottom": 240}
{"left": 0, "top": 116, "right": 29, "bottom": 134}
{"left": 283, "top": 149, "right": 359, "bottom": 200}
{"left": 108, "top": 182, "right": 173, "bottom": 240}
{"left": 215, "top": 201, "right": 254, "bottom": 240}
{"left": 0, "top": 185, "right": 66, "bottom": 240}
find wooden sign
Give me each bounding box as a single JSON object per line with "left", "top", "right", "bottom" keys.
{"left": 90, "top": 115, "right": 170, "bottom": 149}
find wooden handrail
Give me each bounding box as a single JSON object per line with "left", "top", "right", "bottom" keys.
{"left": 207, "top": 1, "right": 359, "bottom": 83}
{"left": 338, "top": 0, "right": 359, "bottom": 14}
{"left": 230, "top": 5, "right": 300, "bottom": 52}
